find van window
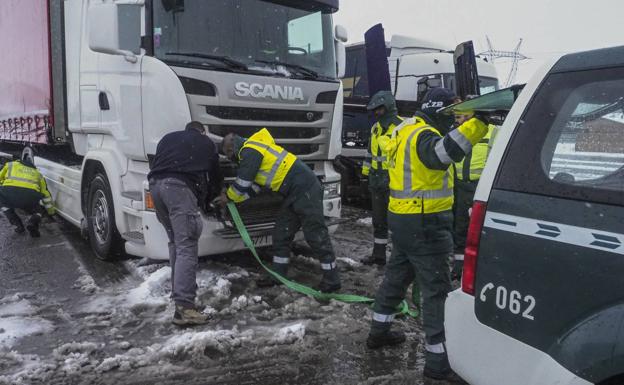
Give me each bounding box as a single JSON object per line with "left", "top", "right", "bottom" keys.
{"left": 542, "top": 80, "right": 624, "bottom": 192}
{"left": 494, "top": 67, "right": 624, "bottom": 206}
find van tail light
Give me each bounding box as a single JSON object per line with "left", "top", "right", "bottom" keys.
{"left": 462, "top": 200, "right": 487, "bottom": 295}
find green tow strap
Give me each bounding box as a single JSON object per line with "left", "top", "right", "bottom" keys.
{"left": 227, "top": 202, "right": 419, "bottom": 318}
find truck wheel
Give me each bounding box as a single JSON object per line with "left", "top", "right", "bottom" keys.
{"left": 87, "top": 173, "right": 122, "bottom": 260}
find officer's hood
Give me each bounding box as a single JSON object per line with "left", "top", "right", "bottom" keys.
{"left": 231, "top": 135, "right": 247, "bottom": 162}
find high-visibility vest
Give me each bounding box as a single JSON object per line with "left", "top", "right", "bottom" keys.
{"left": 455, "top": 124, "right": 496, "bottom": 182}
{"left": 386, "top": 118, "right": 454, "bottom": 215}
{"left": 0, "top": 161, "right": 54, "bottom": 214}
{"left": 227, "top": 128, "right": 297, "bottom": 203}
{"left": 362, "top": 118, "right": 404, "bottom": 176}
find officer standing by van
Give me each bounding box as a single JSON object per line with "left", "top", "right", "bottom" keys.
{"left": 148, "top": 121, "right": 222, "bottom": 326}
{"left": 0, "top": 153, "right": 55, "bottom": 237}
{"left": 219, "top": 128, "right": 341, "bottom": 293}
{"left": 451, "top": 111, "right": 496, "bottom": 278}
{"left": 361, "top": 90, "right": 403, "bottom": 266}
{"left": 366, "top": 87, "right": 489, "bottom": 382}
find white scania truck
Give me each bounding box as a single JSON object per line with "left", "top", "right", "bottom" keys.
{"left": 0, "top": 0, "right": 347, "bottom": 260}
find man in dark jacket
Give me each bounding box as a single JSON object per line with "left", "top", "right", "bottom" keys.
{"left": 148, "top": 121, "right": 222, "bottom": 326}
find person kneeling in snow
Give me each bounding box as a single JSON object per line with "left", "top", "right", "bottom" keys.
{"left": 217, "top": 128, "right": 341, "bottom": 293}
{"left": 0, "top": 153, "right": 55, "bottom": 237}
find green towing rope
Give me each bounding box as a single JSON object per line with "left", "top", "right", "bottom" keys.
{"left": 227, "top": 202, "right": 419, "bottom": 318}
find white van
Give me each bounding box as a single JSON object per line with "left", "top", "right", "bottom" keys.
{"left": 445, "top": 45, "right": 624, "bottom": 385}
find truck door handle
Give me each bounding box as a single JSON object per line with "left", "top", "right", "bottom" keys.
{"left": 99, "top": 92, "right": 110, "bottom": 111}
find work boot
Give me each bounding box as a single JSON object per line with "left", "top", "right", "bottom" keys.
{"left": 363, "top": 243, "right": 387, "bottom": 266}
{"left": 4, "top": 209, "right": 24, "bottom": 233}
{"left": 26, "top": 214, "right": 41, "bottom": 238}
{"left": 317, "top": 265, "right": 341, "bottom": 293}
{"left": 366, "top": 330, "right": 406, "bottom": 349}
{"left": 423, "top": 367, "right": 466, "bottom": 384}
{"left": 172, "top": 305, "right": 211, "bottom": 326}
{"left": 256, "top": 262, "right": 288, "bottom": 288}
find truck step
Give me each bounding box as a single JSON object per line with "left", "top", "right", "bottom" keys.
{"left": 122, "top": 231, "right": 145, "bottom": 244}
{"left": 121, "top": 191, "right": 142, "bottom": 201}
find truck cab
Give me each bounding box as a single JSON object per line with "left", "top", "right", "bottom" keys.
{"left": 445, "top": 45, "right": 624, "bottom": 385}
{"left": 2, "top": 0, "right": 348, "bottom": 260}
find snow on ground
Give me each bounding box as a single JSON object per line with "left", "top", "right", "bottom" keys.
{"left": 0, "top": 295, "right": 55, "bottom": 348}
{"left": 357, "top": 217, "right": 373, "bottom": 225}
{"left": 1, "top": 206, "right": 428, "bottom": 384}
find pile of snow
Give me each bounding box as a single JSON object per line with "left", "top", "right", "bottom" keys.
{"left": 125, "top": 266, "right": 171, "bottom": 307}
{"left": 357, "top": 217, "right": 373, "bottom": 225}
{"left": 269, "top": 323, "right": 306, "bottom": 345}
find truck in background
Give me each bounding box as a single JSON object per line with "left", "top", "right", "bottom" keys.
{"left": 0, "top": 0, "right": 348, "bottom": 260}
{"left": 336, "top": 28, "right": 499, "bottom": 202}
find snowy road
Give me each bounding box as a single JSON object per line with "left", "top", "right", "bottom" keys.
{"left": 0, "top": 207, "right": 450, "bottom": 385}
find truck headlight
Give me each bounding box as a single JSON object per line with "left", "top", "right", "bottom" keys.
{"left": 323, "top": 182, "right": 341, "bottom": 199}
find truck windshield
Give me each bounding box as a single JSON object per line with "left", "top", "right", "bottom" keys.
{"left": 152, "top": 0, "right": 337, "bottom": 80}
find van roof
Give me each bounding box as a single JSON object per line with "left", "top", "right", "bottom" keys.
{"left": 551, "top": 45, "right": 624, "bottom": 73}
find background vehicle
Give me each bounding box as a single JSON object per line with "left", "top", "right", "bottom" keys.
{"left": 336, "top": 26, "right": 499, "bottom": 202}
{"left": 0, "top": 0, "right": 348, "bottom": 260}
{"left": 445, "top": 45, "right": 624, "bottom": 385}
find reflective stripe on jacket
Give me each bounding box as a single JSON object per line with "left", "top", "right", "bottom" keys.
{"left": 362, "top": 118, "right": 404, "bottom": 176}
{"left": 227, "top": 128, "right": 297, "bottom": 203}
{"left": 386, "top": 119, "right": 454, "bottom": 214}
{"left": 455, "top": 124, "right": 496, "bottom": 181}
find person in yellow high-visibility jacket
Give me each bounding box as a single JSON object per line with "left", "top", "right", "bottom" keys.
{"left": 452, "top": 112, "right": 498, "bottom": 279}
{"left": 366, "top": 87, "right": 489, "bottom": 382}
{"left": 361, "top": 91, "right": 403, "bottom": 266}
{"left": 0, "top": 154, "right": 55, "bottom": 237}
{"left": 219, "top": 128, "right": 341, "bottom": 293}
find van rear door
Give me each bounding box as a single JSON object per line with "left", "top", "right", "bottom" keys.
{"left": 475, "top": 63, "right": 624, "bottom": 383}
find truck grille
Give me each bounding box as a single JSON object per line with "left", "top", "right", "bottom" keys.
{"left": 209, "top": 125, "right": 321, "bottom": 139}
{"left": 205, "top": 106, "right": 322, "bottom": 122}
{"left": 227, "top": 192, "right": 283, "bottom": 226}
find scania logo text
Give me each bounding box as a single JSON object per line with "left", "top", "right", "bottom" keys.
{"left": 234, "top": 82, "right": 304, "bottom": 101}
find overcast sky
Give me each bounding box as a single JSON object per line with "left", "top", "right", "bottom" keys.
{"left": 334, "top": 0, "right": 624, "bottom": 85}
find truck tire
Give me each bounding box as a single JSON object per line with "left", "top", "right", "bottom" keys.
{"left": 87, "top": 172, "right": 122, "bottom": 260}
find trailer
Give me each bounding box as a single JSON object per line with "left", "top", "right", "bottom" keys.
{"left": 0, "top": 0, "right": 347, "bottom": 260}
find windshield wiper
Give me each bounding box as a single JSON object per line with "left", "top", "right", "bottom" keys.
{"left": 255, "top": 60, "right": 320, "bottom": 79}
{"left": 166, "top": 52, "right": 248, "bottom": 71}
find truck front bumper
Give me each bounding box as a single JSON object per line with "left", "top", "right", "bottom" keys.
{"left": 125, "top": 196, "right": 342, "bottom": 260}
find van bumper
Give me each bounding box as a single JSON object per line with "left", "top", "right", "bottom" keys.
{"left": 445, "top": 289, "right": 593, "bottom": 385}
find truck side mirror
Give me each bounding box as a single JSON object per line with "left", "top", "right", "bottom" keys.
{"left": 88, "top": 3, "right": 138, "bottom": 63}
{"left": 335, "top": 25, "right": 348, "bottom": 78}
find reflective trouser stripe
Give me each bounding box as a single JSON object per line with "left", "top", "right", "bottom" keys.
{"left": 235, "top": 178, "right": 253, "bottom": 187}
{"left": 425, "top": 342, "right": 446, "bottom": 354}
{"left": 372, "top": 312, "right": 395, "bottom": 323}
{"left": 454, "top": 253, "right": 464, "bottom": 261}
{"left": 321, "top": 262, "right": 337, "bottom": 270}
{"left": 273, "top": 256, "right": 290, "bottom": 264}
{"left": 372, "top": 156, "right": 386, "bottom": 162}
{"left": 374, "top": 238, "right": 388, "bottom": 245}
{"left": 362, "top": 161, "right": 371, "bottom": 168}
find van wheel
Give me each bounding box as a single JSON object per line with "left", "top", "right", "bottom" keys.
{"left": 87, "top": 172, "right": 122, "bottom": 260}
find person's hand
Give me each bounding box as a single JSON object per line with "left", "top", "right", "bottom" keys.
{"left": 213, "top": 192, "right": 229, "bottom": 208}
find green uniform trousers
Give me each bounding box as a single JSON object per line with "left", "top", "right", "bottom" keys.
{"left": 452, "top": 179, "right": 477, "bottom": 255}
{"left": 371, "top": 210, "right": 453, "bottom": 371}
{"left": 368, "top": 169, "right": 390, "bottom": 245}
